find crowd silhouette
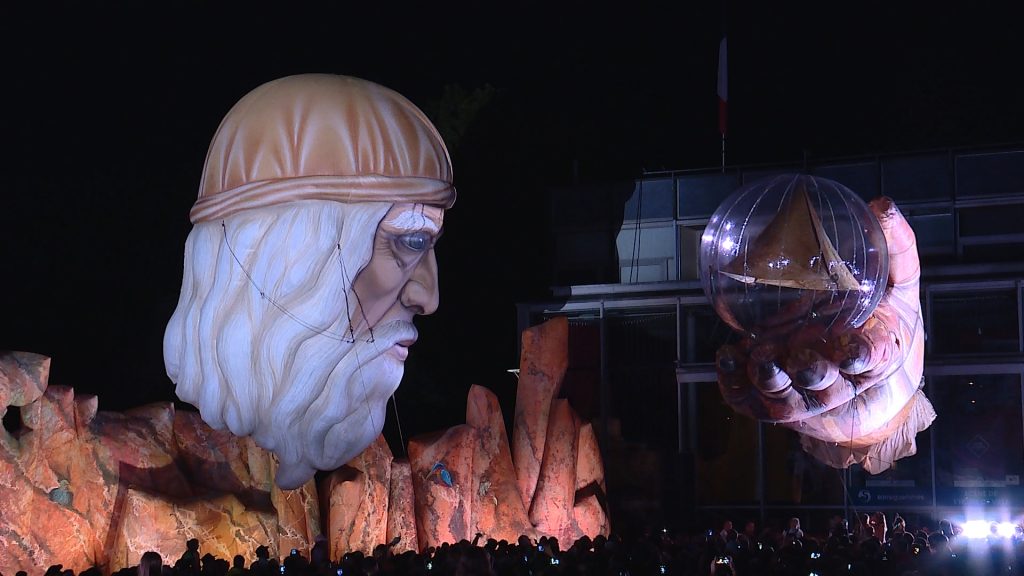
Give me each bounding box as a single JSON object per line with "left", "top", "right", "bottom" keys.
{"left": 7, "top": 513, "right": 1024, "bottom": 576}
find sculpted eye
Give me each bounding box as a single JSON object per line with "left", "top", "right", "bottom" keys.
{"left": 397, "top": 231, "right": 432, "bottom": 252}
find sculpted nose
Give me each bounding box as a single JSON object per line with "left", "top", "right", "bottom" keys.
{"left": 400, "top": 249, "right": 439, "bottom": 315}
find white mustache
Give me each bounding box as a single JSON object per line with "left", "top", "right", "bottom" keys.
{"left": 355, "top": 319, "right": 418, "bottom": 352}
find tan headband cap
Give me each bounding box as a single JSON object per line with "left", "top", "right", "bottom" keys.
{"left": 191, "top": 74, "right": 454, "bottom": 223}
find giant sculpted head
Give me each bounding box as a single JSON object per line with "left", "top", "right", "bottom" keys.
{"left": 164, "top": 74, "right": 453, "bottom": 488}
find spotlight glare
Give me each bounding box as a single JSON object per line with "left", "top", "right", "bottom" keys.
{"left": 996, "top": 522, "right": 1017, "bottom": 538}
{"left": 961, "top": 520, "right": 1019, "bottom": 539}
{"left": 962, "top": 520, "right": 990, "bottom": 539}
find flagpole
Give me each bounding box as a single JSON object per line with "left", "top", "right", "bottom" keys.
{"left": 719, "top": 0, "right": 728, "bottom": 173}
{"left": 721, "top": 133, "right": 726, "bottom": 173}
{"left": 717, "top": 34, "right": 728, "bottom": 172}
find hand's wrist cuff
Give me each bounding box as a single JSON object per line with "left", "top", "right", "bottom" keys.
{"left": 798, "top": 390, "right": 936, "bottom": 474}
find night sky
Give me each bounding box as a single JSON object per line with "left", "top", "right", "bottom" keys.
{"left": 3, "top": 2, "right": 1023, "bottom": 441}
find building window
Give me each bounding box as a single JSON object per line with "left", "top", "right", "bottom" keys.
{"left": 928, "top": 286, "right": 1021, "bottom": 356}
{"left": 931, "top": 373, "right": 1024, "bottom": 507}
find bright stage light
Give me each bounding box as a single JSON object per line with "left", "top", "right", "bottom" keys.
{"left": 962, "top": 520, "right": 992, "bottom": 539}
{"left": 961, "top": 520, "right": 1021, "bottom": 539}
{"left": 996, "top": 522, "right": 1017, "bottom": 538}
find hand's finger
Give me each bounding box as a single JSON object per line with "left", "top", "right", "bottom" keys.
{"left": 778, "top": 346, "right": 869, "bottom": 419}
{"left": 836, "top": 284, "right": 922, "bottom": 389}
{"left": 717, "top": 343, "right": 745, "bottom": 375}
{"left": 796, "top": 359, "right": 924, "bottom": 445}
{"left": 747, "top": 342, "right": 793, "bottom": 397}
{"left": 869, "top": 197, "right": 921, "bottom": 315}
{"left": 719, "top": 343, "right": 792, "bottom": 406}
{"left": 785, "top": 348, "right": 838, "bottom": 391}
{"left": 717, "top": 344, "right": 755, "bottom": 406}
{"left": 826, "top": 198, "right": 923, "bottom": 390}
{"left": 832, "top": 310, "right": 898, "bottom": 378}
{"left": 718, "top": 343, "right": 804, "bottom": 423}
{"left": 717, "top": 344, "right": 768, "bottom": 418}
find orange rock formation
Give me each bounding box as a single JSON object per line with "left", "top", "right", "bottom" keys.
{"left": 1, "top": 317, "right": 609, "bottom": 573}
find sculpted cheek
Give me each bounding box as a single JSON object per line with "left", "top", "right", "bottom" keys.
{"left": 352, "top": 253, "right": 405, "bottom": 328}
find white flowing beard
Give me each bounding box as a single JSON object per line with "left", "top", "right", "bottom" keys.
{"left": 165, "top": 200, "right": 411, "bottom": 489}
{"left": 264, "top": 319, "right": 417, "bottom": 489}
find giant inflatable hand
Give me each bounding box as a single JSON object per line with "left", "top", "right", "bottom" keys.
{"left": 715, "top": 197, "right": 934, "bottom": 473}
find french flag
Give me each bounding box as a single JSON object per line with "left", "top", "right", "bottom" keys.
{"left": 717, "top": 36, "right": 728, "bottom": 136}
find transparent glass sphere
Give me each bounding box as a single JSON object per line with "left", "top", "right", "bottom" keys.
{"left": 699, "top": 174, "right": 888, "bottom": 341}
